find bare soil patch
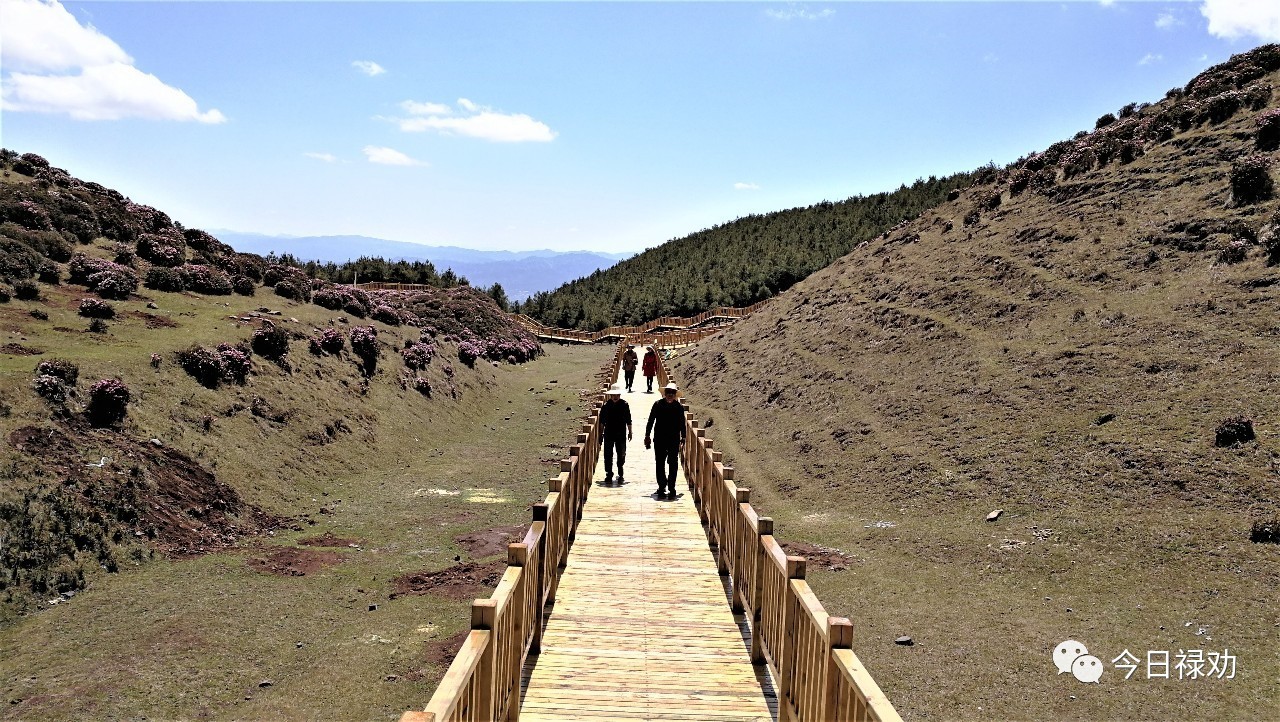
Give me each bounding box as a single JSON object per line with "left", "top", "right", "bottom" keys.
{"left": 8, "top": 421, "right": 286, "bottom": 557}
{"left": 453, "top": 524, "right": 527, "bottom": 559}
{"left": 401, "top": 629, "right": 470, "bottom": 681}
{"left": 1, "top": 342, "right": 43, "bottom": 355}
{"left": 781, "top": 541, "right": 857, "bottom": 572}
{"left": 389, "top": 560, "right": 505, "bottom": 601}
{"left": 133, "top": 311, "right": 178, "bottom": 329}
{"left": 297, "top": 531, "right": 361, "bottom": 548}
{"left": 245, "top": 546, "right": 344, "bottom": 577}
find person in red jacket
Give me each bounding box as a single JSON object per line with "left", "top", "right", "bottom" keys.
{"left": 641, "top": 346, "right": 658, "bottom": 393}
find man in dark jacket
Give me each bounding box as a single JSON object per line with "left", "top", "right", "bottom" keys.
{"left": 622, "top": 344, "right": 639, "bottom": 392}
{"left": 599, "top": 383, "right": 632, "bottom": 483}
{"left": 644, "top": 382, "right": 686, "bottom": 498}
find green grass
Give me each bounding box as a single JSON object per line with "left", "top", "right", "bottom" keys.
{"left": 0, "top": 267, "right": 611, "bottom": 719}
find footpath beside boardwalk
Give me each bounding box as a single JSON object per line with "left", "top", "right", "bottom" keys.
{"left": 519, "top": 370, "right": 776, "bottom": 721}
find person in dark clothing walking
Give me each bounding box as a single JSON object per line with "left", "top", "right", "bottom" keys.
{"left": 622, "top": 344, "right": 639, "bottom": 392}
{"left": 642, "top": 346, "right": 658, "bottom": 393}
{"left": 644, "top": 382, "right": 686, "bottom": 498}
{"left": 599, "top": 383, "right": 632, "bottom": 483}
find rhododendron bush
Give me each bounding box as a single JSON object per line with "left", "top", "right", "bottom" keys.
{"left": 87, "top": 378, "right": 130, "bottom": 426}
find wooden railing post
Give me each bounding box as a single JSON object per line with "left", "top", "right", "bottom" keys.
{"left": 471, "top": 599, "right": 498, "bottom": 722}
{"left": 750, "top": 517, "right": 773, "bottom": 665}
{"left": 823, "top": 617, "right": 853, "bottom": 721}
{"left": 729, "top": 486, "right": 749, "bottom": 612}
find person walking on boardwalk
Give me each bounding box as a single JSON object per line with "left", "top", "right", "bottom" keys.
{"left": 641, "top": 346, "right": 658, "bottom": 393}
{"left": 644, "top": 382, "right": 686, "bottom": 498}
{"left": 600, "top": 383, "right": 632, "bottom": 483}
{"left": 622, "top": 344, "right": 639, "bottom": 392}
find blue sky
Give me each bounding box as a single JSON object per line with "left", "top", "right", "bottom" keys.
{"left": 3, "top": 1, "right": 1279, "bottom": 253}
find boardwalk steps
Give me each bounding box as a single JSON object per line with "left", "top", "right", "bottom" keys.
{"left": 402, "top": 342, "right": 901, "bottom": 722}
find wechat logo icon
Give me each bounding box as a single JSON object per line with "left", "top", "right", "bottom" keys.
{"left": 1054, "top": 639, "right": 1104, "bottom": 683}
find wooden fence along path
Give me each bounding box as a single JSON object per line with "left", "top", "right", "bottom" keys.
{"left": 403, "top": 341, "right": 901, "bottom": 722}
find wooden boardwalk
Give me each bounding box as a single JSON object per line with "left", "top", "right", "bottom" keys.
{"left": 520, "top": 372, "right": 777, "bottom": 721}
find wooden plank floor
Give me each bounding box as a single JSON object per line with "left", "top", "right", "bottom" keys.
{"left": 520, "top": 371, "right": 777, "bottom": 721}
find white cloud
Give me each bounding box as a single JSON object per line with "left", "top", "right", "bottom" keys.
{"left": 733, "top": 182, "right": 761, "bottom": 191}
{"left": 766, "top": 5, "right": 835, "bottom": 21}
{"left": 1138, "top": 53, "right": 1164, "bottom": 65}
{"left": 392, "top": 98, "right": 557, "bottom": 143}
{"left": 0, "top": 0, "right": 129, "bottom": 72}
{"left": 1155, "top": 11, "right": 1183, "bottom": 30}
{"left": 304, "top": 152, "right": 337, "bottom": 162}
{"left": 0, "top": 0, "right": 223, "bottom": 123}
{"left": 4, "top": 62, "right": 226, "bottom": 122}
{"left": 402, "top": 100, "right": 452, "bottom": 116}
{"left": 1098, "top": 0, "right": 1117, "bottom": 7}
{"left": 363, "top": 145, "right": 425, "bottom": 166}
{"left": 352, "top": 60, "right": 386, "bottom": 77}
{"left": 1201, "top": 0, "right": 1280, "bottom": 41}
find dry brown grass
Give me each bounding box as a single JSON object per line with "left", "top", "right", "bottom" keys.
{"left": 673, "top": 71, "right": 1280, "bottom": 721}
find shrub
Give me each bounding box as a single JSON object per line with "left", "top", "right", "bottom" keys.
{"left": 78, "top": 298, "right": 115, "bottom": 318}
{"left": 150, "top": 353, "right": 161, "bottom": 369}
{"left": 35, "top": 358, "right": 79, "bottom": 385}
{"left": 179, "top": 264, "right": 233, "bottom": 295}
{"left": 12, "top": 153, "right": 49, "bottom": 176}
{"left": 13, "top": 279, "right": 39, "bottom": 300}
{"left": 87, "top": 267, "right": 137, "bottom": 299}
{"left": 144, "top": 266, "right": 184, "bottom": 292}
{"left": 1230, "top": 154, "right": 1275, "bottom": 205}
{"left": 1215, "top": 238, "right": 1249, "bottom": 265}
{"left": 112, "top": 242, "right": 136, "bottom": 266}
{"left": 319, "top": 327, "right": 345, "bottom": 354}
{"left": 962, "top": 208, "right": 981, "bottom": 226}
{"left": 1259, "top": 210, "right": 1280, "bottom": 266}
{"left": 350, "top": 325, "right": 378, "bottom": 361}
{"left": 32, "top": 374, "right": 67, "bottom": 403}
{"left": 1095, "top": 113, "right": 1117, "bottom": 129}
{"left": 1252, "top": 518, "right": 1280, "bottom": 544}
{"left": 1215, "top": 417, "right": 1256, "bottom": 447}
{"left": 216, "top": 343, "right": 251, "bottom": 384}
{"left": 1257, "top": 108, "right": 1280, "bottom": 151}
{"left": 177, "top": 345, "right": 225, "bottom": 388}
{"left": 0, "top": 285, "right": 9, "bottom": 303}
{"left": 136, "top": 232, "right": 185, "bottom": 267}
{"left": 29, "top": 308, "right": 47, "bottom": 320}
{"left": 458, "top": 339, "right": 484, "bottom": 366}
{"left": 413, "top": 377, "right": 432, "bottom": 396}
{"left": 182, "top": 228, "right": 232, "bottom": 255}
{"left": 231, "top": 275, "right": 255, "bottom": 296}
{"left": 86, "top": 378, "right": 130, "bottom": 426}
{"left": 371, "top": 304, "right": 402, "bottom": 325}
{"left": 36, "top": 262, "right": 59, "bottom": 284}
{"left": 251, "top": 324, "right": 290, "bottom": 360}
{"left": 401, "top": 340, "right": 435, "bottom": 370}
{"left": 273, "top": 279, "right": 308, "bottom": 302}
{"left": 87, "top": 318, "right": 109, "bottom": 333}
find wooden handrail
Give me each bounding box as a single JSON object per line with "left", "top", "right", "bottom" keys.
{"left": 513, "top": 299, "right": 770, "bottom": 345}
{"left": 655, "top": 350, "right": 903, "bottom": 722}
{"left": 402, "top": 344, "right": 625, "bottom": 722}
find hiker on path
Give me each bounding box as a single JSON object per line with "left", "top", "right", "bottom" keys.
{"left": 600, "top": 383, "right": 632, "bottom": 484}
{"left": 642, "top": 346, "right": 658, "bottom": 393}
{"left": 622, "top": 344, "right": 639, "bottom": 393}
{"left": 644, "top": 382, "right": 686, "bottom": 498}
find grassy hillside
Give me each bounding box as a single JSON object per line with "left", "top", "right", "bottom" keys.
{"left": 0, "top": 159, "right": 614, "bottom": 718}
{"left": 671, "top": 45, "right": 1280, "bottom": 720}
{"left": 522, "top": 172, "right": 972, "bottom": 329}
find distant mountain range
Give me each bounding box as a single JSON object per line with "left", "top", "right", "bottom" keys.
{"left": 211, "top": 231, "right": 631, "bottom": 301}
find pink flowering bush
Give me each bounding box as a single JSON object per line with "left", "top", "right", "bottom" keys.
{"left": 69, "top": 254, "right": 139, "bottom": 299}
{"left": 32, "top": 374, "right": 67, "bottom": 403}
{"left": 1259, "top": 210, "right": 1280, "bottom": 266}
{"left": 1230, "top": 154, "right": 1275, "bottom": 205}
{"left": 1257, "top": 108, "right": 1280, "bottom": 151}
{"left": 177, "top": 343, "right": 252, "bottom": 387}
{"left": 136, "top": 232, "right": 185, "bottom": 267}
{"left": 86, "top": 378, "right": 130, "bottom": 426}
{"left": 252, "top": 324, "right": 290, "bottom": 360}
{"left": 400, "top": 340, "right": 435, "bottom": 370}
{"left": 350, "top": 325, "right": 378, "bottom": 360}
{"left": 457, "top": 339, "right": 484, "bottom": 366}
{"left": 217, "top": 343, "right": 251, "bottom": 383}
{"left": 313, "top": 284, "right": 371, "bottom": 317}
{"left": 231, "top": 275, "right": 255, "bottom": 296}
{"left": 179, "top": 264, "right": 233, "bottom": 295}
{"left": 144, "top": 266, "right": 184, "bottom": 292}
{"left": 320, "top": 327, "right": 345, "bottom": 354}
{"left": 413, "top": 377, "right": 432, "bottom": 396}
{"left": 77, "top": 297, "right": 115, "bottom": 319}
{"left": 36, "top": 358, "right": 79, "bottom": 386}
{"left": 150, "top": 353, "right": 162, "bottom": 368}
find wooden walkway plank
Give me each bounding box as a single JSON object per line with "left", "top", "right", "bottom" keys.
{"left": 520, "top": 370, "right": 777, "bottom": 722}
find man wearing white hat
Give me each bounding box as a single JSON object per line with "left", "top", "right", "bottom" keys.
{"left": 599, "top": 383, "right": 632, "bottom": 483}
{"left": 643, "top": 382, "right": 686, "bottom": 498}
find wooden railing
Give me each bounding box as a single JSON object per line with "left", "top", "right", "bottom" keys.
{"left": 514, "top": 300, "right": 769, "bottom": 344}
{"left": 401, "top": 345, "right": 625, "bottom": 722}
{"left": 654, "top": 352, "right": 903, "bottom": 722}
